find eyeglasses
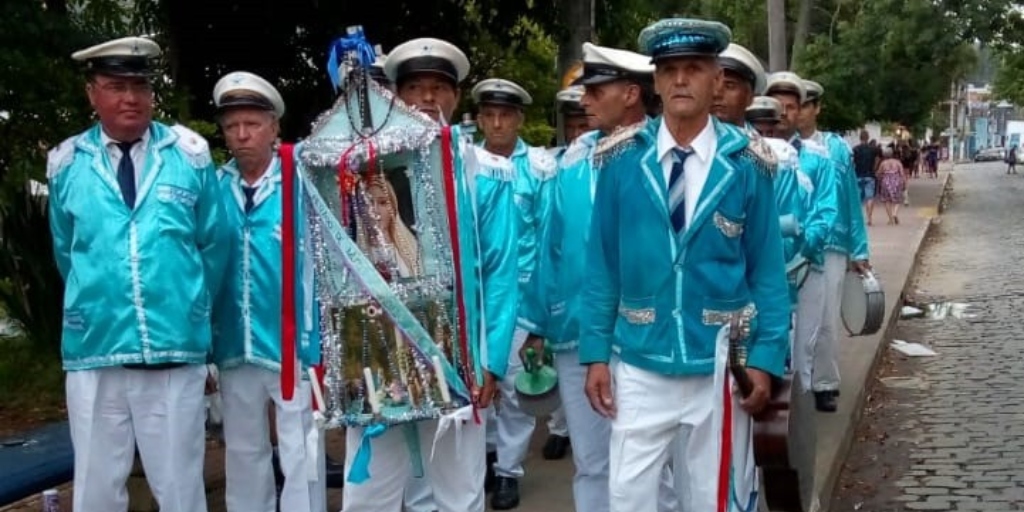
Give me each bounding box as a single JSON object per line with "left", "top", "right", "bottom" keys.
{"left": 92, "top": 81, "right": 153, "bottom": 97}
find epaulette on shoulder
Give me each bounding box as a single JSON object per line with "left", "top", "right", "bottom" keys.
{"left": 802, "top": 138, "right": 830, "bottom": 159}
{"left": 559, "top": 131, "right": 598, "bottom": 169}
{"left": 170, "top": 124, "right": 213, "bottom": 169}
{"left": 762, "top": 137, "right": 799, "bottom": 167}
{"left": 593, "top": 121, "right": 644, "bottom": 168}
{"left": 741, "top": 134, "right": 778, "bottom": 178}
{"left": 527, "top": 146, "right": 557, "bottom": 181}
{"left": 470, "top": 145, "right": 515, "bottom": 182}
{"left": 46, "top": 136, "right": 77, "bottom": 179}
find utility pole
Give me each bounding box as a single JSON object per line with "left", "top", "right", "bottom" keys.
{"left": 948, "top": 80, "right": 957, "bottom": 161}
{"left": 767, "top": 0, "right": 787, "bottom": 71}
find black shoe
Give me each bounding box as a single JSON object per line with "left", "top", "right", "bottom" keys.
{"left": 814, "top": 390, "right": 838, "bottom": 412}
{"left": 325, "top": 454, "right": 346, "bottom": 489}
{"left": 485, "top": 451, "right": 497, "bottom": 493}
{"left": 542, "top": 434, "right": 570, "bottom": 460}
{"left": 491, "top": 477, "right": 520, "bottom": 510}
{"left": 272, "top": 450, "right": 285, "bottom": 488}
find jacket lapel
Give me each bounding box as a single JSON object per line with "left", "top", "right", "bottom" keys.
{"left": 678, "top": 119, "right": 746, "bottom": 249}
{"left": 77, "top": 126, "right": 124, "bottom": 202}
{"left": 136, "top": 123, "right": 174, "bottom": 208}
{"left": 629, "top": 122, "right": 672, "bottom": 231}
{"left": 638, "top": 143, "right": 673, "bottom": 230}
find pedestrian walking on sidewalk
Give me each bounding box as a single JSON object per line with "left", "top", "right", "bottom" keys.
{"left": 1006, "top": 144, "right": 1018, "bottom": 174}
{"left": 877, "top": 146, "right": 906, "bottom": 225}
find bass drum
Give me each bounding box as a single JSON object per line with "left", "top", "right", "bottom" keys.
{"left": 840, "top": 270, "right": 885, "bottom": 336}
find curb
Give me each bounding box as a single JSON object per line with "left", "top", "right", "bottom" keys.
{"left": 816, "top": 170, "right": 953, "bottom": 512}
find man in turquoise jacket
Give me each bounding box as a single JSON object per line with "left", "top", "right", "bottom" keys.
{"left": 713, "top": 43, "right": 813, "bottom": 309}
{"left": 766, "top": 72, "right": 841, "bottom": 411}
{"left": 210, "top": 71, "right": 325, "bottom": 512}
{"left": 797, "top": 78, "right": 872, "bottom": 411}
{"left": 340, "top": 37, "right": 519, "bottom": 512}
{"left": 521, "top": 42, "right": 687, "bottom": 512}
{"left": 579, "top": 18, "right": 790, "bottom": 512}
{"left": 47, "top": 37, "right": 228, "bottom": 512}
{"left": 471, "top": 77, "right": 556, "bottom": 510}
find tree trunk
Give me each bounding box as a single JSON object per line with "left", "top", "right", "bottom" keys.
{"left": 790, "top": 0, "right": 813, "bottom": 68}
{"left": 767, "top": 0, "right": 788, "bottom": 72}
{"left": 556, "top": 0, "right": 594, "bottom": 85}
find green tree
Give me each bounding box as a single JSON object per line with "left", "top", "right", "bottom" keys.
{"left": 992, "top": 49, "right": 1024, "bottom": 106}
{"left": 797, "top": 0, "right": 977, "bottom": 132}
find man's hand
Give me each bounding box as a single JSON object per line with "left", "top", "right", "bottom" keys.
{"left": 850, "top": 259, "right": 872, "bottom": 275}
{"left": 473, "top": 371, "right": 499, "bottom": 409}
{"left": 519, "top": 334, "right": 545, "bottom": 366}
{"left": 585, "top": 363, "right": 616, "bottom": 419}
{"left": 738, "top": 368, "right": 772, "bottom": 415}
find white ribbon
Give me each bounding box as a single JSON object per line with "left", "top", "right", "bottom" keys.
{"left": 430, "top": 405, "right": 476, "bottom": 462}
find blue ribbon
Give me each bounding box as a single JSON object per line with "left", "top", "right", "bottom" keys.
{"left": 300, "top": 172, "right": 472, "bottom": 402}
{"left": 327, "top": 28, "right": 379, "bottom": 91}
{"left": 402, "top": 423, "right": 425, "bottom": 478}
{"left": 346, "top": 423, "right": 388, "bottom": 484}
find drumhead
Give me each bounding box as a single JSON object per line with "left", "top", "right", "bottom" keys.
{"left": 841, "top": 271, "right": 869, "bottom": 336}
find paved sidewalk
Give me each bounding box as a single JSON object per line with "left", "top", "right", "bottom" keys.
{"left": 0, "top": 167, "right": 953, "bottom": 512}
{"left": 811, "top": 166, "right": 951, "bottom": 512}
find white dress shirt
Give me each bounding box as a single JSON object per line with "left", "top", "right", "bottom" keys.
{"left": 101, "top": 128, "right": 151, "bottom": 189}
{"left": 656, "top": 115, "right": 718, "bottom": 228}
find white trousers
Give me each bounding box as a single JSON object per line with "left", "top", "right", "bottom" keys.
{"left": 794, "top": 268, "right": 826, "bottom": 393}
{"left": 220, "top": 364, "right": 326, "bottom": 512}
{"left": 547, "top": 406, "right": 569, "bottom": 437}
{"left": 814, "top": 252, "right": 847, "bottom": 392}
{"left": 557, "top": 350, "right": 680, "bottom": 512}
{"left": 609, "top": 358, "right": 756, "bottom": 512}
{"left": 67, "top": 365, "right": 208, "bottom": 512}
{"left": 403, "top": 466, "right": 436, "bottom": 512}
{"left": 486, "top": 328, "right": 536, "bottom": 478}
{"left": 343, "top": 410, "right": 488, "bottom": 512}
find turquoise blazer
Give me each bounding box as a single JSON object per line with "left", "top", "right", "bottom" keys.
{"left": 578, "top": 118, "right": 790, "bottom": 378}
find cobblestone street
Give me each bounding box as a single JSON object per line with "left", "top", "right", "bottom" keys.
{"left": 831, "top": 161, "right": 1024, "bottom": 512}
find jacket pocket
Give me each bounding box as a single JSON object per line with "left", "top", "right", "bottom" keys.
{"left": 614, "top": 295, "right": 657, "bottom": 353}
{"left": 713, "top": 209, "right": 745, "bottom": 238}
{"left": 155, "top": 183, "right": 198, "bottom": 237}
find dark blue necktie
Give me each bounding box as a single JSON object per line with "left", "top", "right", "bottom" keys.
{"left": 242, "top": 186, "right": 257, "bottom": 213}
{"left": 116, "top": 140, "right": 139, "bottom": 208}
{"left": 668, "top": 148, "right": 692, "bottom": 233}
{"left": 791, "top": 138, "right": 802, "bottom": 152}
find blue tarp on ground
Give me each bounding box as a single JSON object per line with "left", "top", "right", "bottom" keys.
{"left": 0, "top": 421, "right": 73, "bottom": 506}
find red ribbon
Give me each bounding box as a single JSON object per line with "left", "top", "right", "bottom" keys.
{"left": 280, "top": 143, "right": 297, "bottom": 401}
{"left": 717, "top": 373, "right": 733, "bottom": 512}
{"left": 439, "top": 127, "right": 478, "bottom": 422}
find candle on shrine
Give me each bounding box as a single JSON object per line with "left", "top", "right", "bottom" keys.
{"left": 363, "top": 367, "right": 381, "bottom": 414}
{"left": 432, "top": 355, "right": 452, "bottom": 404}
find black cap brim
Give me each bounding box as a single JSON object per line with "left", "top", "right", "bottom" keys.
{"left": 217, "top": 96, "right": 276, "bottom": 113}
{"left": 746, "top": 109, "right": 780, "bottom": 123}
{"left": 650, "top": 49, "right": 720, "bottom": 64}
{"left": 394, "top": 56, "right": 458, "bottom": 85}
{"left": 85, "top": 56, "right": 154, "bottom": 77}
{"left": 478, "top": 91, "right": 525, "bottom": 109}
{"left": 720, "top": 58, "right": 757, "bottom": 89}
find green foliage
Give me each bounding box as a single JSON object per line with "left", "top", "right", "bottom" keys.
{"left": 0, "top": 334, "right": 65, "bottom": 414}
{"left": 0, "top": 188, "right": 64, "bottom": 356}
{"left": 992, "top": 49, "right": 1024, "bottom": 106}
{"left": 797, "top": 0, "right": 978, "bottom": 132}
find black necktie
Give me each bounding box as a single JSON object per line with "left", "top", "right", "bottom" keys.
{"left": 668, "top": 148, "right": 692, "bottom": 233}
{"left": 242, "top": 186, "right": 256, "bottom": 213}
{"left": 116, "top": 140, "right": 140, "bottom": 208}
